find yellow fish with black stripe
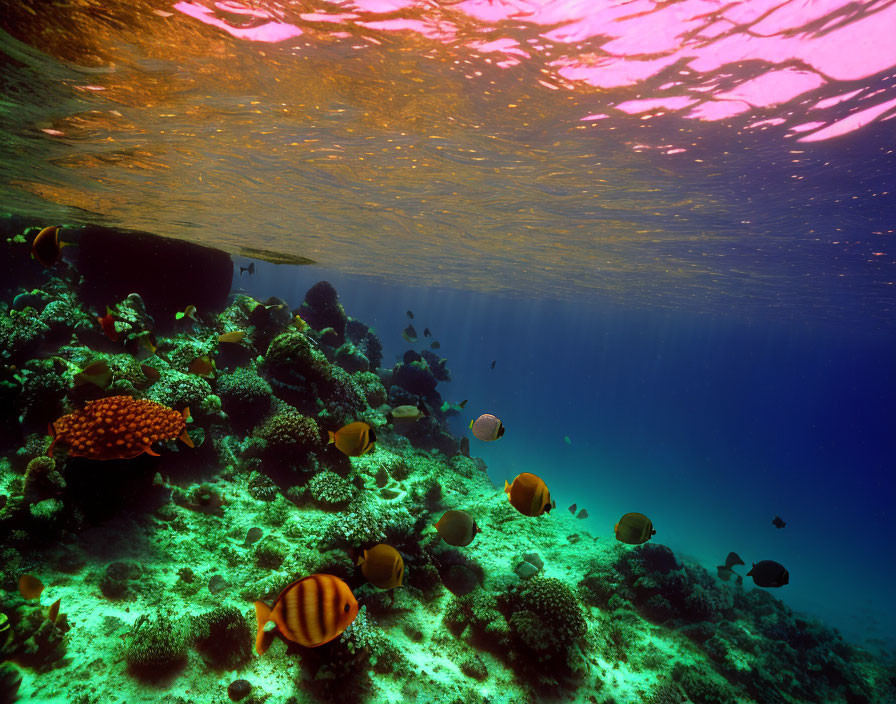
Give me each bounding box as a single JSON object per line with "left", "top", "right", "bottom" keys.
{"left": 504, "top": 472, "right": 555, "bottom": 517}
{"left": 614, "top": 512, "right": 657, "bottom": 545}
{"left": 357, "top": 544, "right": 404, "bottom": 589}
{"left": 254, "top": 573, "right": 359, "bottom": 653}
{"left": 328, "top": 421, "right": 376, "bottom": 457}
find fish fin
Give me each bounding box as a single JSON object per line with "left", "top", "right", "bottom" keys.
{"left": 357, "top": 552, "right": 366, "bottom": 566}
{"left": 47, "top": 423, "right": 57, "bottom": 457}
{"left": 179, "top": 430, "right": 195, "bottom": 449}
{"left": 182, "top": 407, "right": 191, "bottom": 421}
{"left": 747, "top": 564, "right": 755, "bottom": 576}
{"left": 504, "top": 480, "right": 510, "bottom": 493}
{"left": 469, "top": 420, "right": 474, "bottom": 429}
{"left": 48, "top": 598, "right": 61, "bottom": 623}
{"left": 144, "top": 446, "right": 161, "bottom": 457}
{"left": 328, "top": 430, "right": 336, "bottom": 444}
{"left": 254, "top": 601, "right": 274, "bottom": 655}
{"left": 175, "top": 312, "right": 185, "bottom": 320}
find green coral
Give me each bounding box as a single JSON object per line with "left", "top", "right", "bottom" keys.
{"left": 255, "top": 537, "right": 288, "bottom": 569}
{"left": 124, "top": 613, "right": 188, "bottom": 676}
{"left": 191, "top": 606, "right": 252, "bottom": 669}
{"left": 353, "top": 371, "right": 387, "bottom": 408}
{"left": 307, "top": 471, "right": 355, "bottom": 507}
{"left": 255, "top": 408, "right": 322, "bottom": 459}
{"left": 216, "top": 368, "right": 272, "bottom": 426}
{"left": 145, "top": 370, "right": 212, "bottom": 412}
{"left": 0, "top": 592, "right": 67, "bottom": 670}
{"left": 503, "top": 577, "right": 587, "bottom": 658}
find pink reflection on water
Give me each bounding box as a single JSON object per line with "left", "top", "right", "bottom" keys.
{"left": 616, "top": 96, "right": 696, "bottom": 114}
{"left": 171, "top": 0, "right": 896, "bottom": 142}
{"left": 798, "top": 95, "right": 896, "bottom": 142}
{"left": 715, "top": 70, "right": 826, "bottom": 108}
{"left": 175, "top": 2, "right": 303, "bottom": 42}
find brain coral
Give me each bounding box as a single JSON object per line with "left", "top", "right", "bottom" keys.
{"left": 48, "top": 396, "right": 192, "bottom": 460}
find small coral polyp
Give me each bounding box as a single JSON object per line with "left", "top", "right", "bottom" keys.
{"left": 48, "top": 395, "right": 191, "bottom": 460}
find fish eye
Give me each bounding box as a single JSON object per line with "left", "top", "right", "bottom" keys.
{"left": 344, "top": 603, "right": 350, "bottom": 613}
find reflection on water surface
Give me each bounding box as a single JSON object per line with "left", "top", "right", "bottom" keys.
{"left": 0, "top": 0, "right": 894, "bottom": 321}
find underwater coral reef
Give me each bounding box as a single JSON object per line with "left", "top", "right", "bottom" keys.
{"left": 0, "top": 218, "right": 894, "bottom": 704}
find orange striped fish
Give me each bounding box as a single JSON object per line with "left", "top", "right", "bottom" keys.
{"left": 254, "top": 574, "right": 359, "bottom": 654}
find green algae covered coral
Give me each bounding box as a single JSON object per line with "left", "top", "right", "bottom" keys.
{"left": 254, "top": 407, "right": 322, "bottom": 464}
{"left": 307, "top": 470, "right": 356, "bottom": 507}
{"left": 503, "top": 576, "right": 587, "bottom": 659}
{"left": 124, "top": 613, "right": 188, "bottom": 677}
{"left": 216, "top": 368, "right": 272, "bottom": 427}
{"left": 191, "top": 606, "right": 252, "bottom": 670}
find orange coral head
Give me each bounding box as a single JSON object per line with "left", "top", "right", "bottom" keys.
{"left": 49, "top": 396, "right": 190, "bottom": 460}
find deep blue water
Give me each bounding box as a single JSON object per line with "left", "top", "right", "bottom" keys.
{"left": 234, "top": 262, "right": 896, "bottom": 653}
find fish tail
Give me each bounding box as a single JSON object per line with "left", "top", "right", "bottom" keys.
{"left": 47, "top": 423, "right": 57, "bottom": 457}
{"left": 327, "top": 430, "right": 336, "bottom": 444}
{"left": 504, "top": 480, "right": 510, "bottom": 494}
{"left": 48, "top": 598, "right": 61, "bottom": 624}
{"left": 182, "top": 407, "right": 191, "bottom": 421}
{"left": 178, "top": 430, "right": 195, "bottom": 449}
{"left": 254, "top": 601, "right": 274, "bottom": 655}
{"left": 357, "top": 551, "right": 366, "bottom": 566}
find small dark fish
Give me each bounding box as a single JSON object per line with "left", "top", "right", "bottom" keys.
{"left": 402, "top": 324, "right": 418, "bottom": 343}
{"left": 406, "top": 310, "right": 414, "bottom": 319}
{"left": 576, "top": 509, "right": 588, "bottom": 519}
{"left": 747, "top": 560, "right": 789, "bottom": 588}
{"left": 188, "top": 356, "right": 215, "bottom": 378}
{"left": 74, "top": 360, "right": 113, "bottom": 389}
{"left": 568, "top": 503, "right": 577, "bottom": 514}
{"left": 140, "top": 364, "right": 161, "bottom": 384}
{"left": 490, "top": 360, "right": 496, "bottom": 370}
{"left": 459, "top": 399, "right": 468, "bottom": 409}
{"left": 244, "top": 527, "right": 263, "bottom": 546}
{"left": 176, "top": 305, "right": 199, "bottom": 322}
{"left": 136, "top": 331, "right": 157, "bottom": 355}
{"left": 430, "top": 341, "right": 440, "bottom": 349}
{"left": 423, "top": 328, "right": 432, "bottom": 337}
{"left": 240, "top": 262, "right": 255, "bottom": 276}
{"left": 772, "top": 516, "right": 786, "bottom": 529}
{"left": 97, "top": 309, "right": 119, "bottom": 342}
{"left": 31, "top": 225, "right": 68, "bottom": 267}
